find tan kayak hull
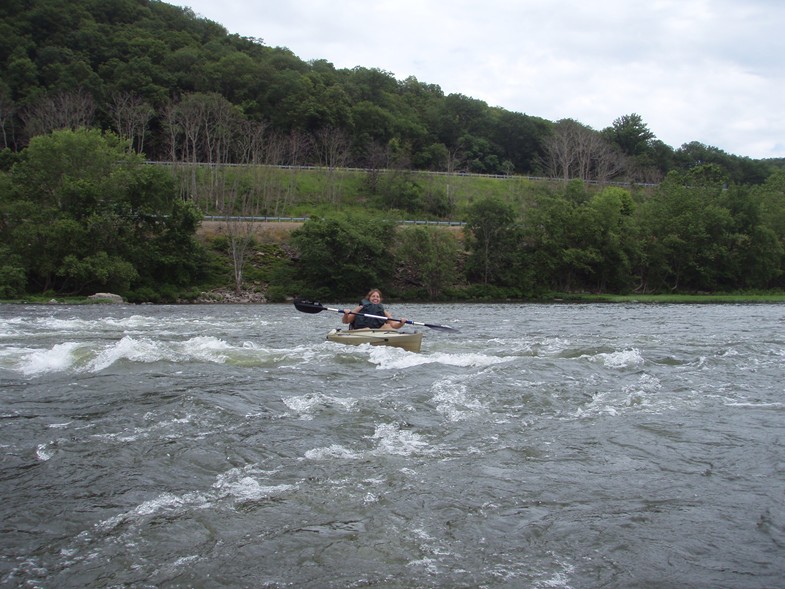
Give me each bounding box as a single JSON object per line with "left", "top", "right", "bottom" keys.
{"left": 326, "top": 328, "right": 423, "bottom": 353}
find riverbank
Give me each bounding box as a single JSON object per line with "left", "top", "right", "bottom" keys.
{"left": 557, "top": 293, "right": 785, "bottom": 303}
{"left": 5, "top": 293, "right": 785, "bottom": 305}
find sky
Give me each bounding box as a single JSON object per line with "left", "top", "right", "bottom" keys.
{"left": 171, "top": 0, "right": 785, "bottom": 160}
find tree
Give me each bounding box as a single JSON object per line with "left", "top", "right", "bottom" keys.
{"left": 108, "top": 91, "right": 154, "bottom": 154}
{"left": 313, "top": 126, "right": 352, "bottom": 204}
{"left": 290, "top": 213, "right": 397, "bottom": 299}
{"left": 1, "top": 128, "right": 207, "bottom": 298}
{"left": 0, "top": 86, "right": 16, "bottom": 150}
{"left": 395, "top": 226, "right": 459, "bottom": 298}
{"left": 637, "top": 171, "right": 735, "bottom": 291}
{"left": 20, "top": 89, "right": 95, "bottom": 139}
{"left": 587, "top": 187, "right": 639, "bottom": 292}
{"left": 542, "top": 119, "right": 625, "bottom": 183}
{"left": 464, "top": 197, "right": 520, "bottom": 285}
{"left": 523, "top": 194, "right": 600, "bottom": 292}
{"left": 603, "top": 113, "right": 655, "bottom": 157}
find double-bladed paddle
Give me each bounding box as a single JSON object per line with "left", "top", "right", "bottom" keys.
{"left": 293, "top": 299, "right": 459, "bottom": 332}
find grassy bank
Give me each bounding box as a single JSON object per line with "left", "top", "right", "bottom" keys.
{"left": 553, "top": 293, "right": 785, "bottom": 304}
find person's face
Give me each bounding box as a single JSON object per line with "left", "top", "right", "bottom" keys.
{"left": 369, "top": 291, "right": 382, "bottom": 304}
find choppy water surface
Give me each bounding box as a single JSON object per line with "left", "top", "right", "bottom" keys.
{"left": 1, "top": 302, "right": 784, "bottom": 588}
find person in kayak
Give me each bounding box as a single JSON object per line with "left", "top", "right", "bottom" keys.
{"left": 342, "top": 289, "right": 407, "bottom": 330}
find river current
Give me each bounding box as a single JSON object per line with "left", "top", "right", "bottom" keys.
{"left": 1, "top": 302, "right": 784, "bottom": 588}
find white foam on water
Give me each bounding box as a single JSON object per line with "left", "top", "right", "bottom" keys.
{"left": 574, "top": 372, "right": 696, "bottom": 419}
{"left": 0, "top": 346, "right": 29, "bottom": 369}
{"left": 590, "top": 348, "right": 645, "bottom": 369}
{"left": 282, "top": 392, "right": 358, "bottom": 420}
{"left": 430, "top": 378, "right": 487, "bottom": 422}
{"left": 0, "top": 317, "right": 25, "bottom": 338}
{"left": 370, "top": 422, "right": 432, "bottom": 456}
{"left": 18, "top": 342, "right": 88, "bottom": 376}
{"left": 302, "top": 423, "right": 433, "bottom": 461}
{"left": 533, "top": 559, "right": 576, "bottom": 588}
{"left": 36, "top": 442, "right": 54, "bottom": 461}
{"left": 91, "top": 414, "right": 195, "bottom": 444}
{"left": 304, "top": 444, "right": 362, "bottom": 460}
{"left": 87, "top": 336, "right": 169, "bottom": 371}
{"left": 168, "top": 555, "right": 202, "bottom": 572}
{"left": 97, "top": 464, "right": 292, "bottom": 533}
{"left": 488, "top": 336, "right": 572, "bottom": 357}
{"left": 97, "top": 490, "right": 211, "bottom": 532}
{"left": 48, "top": 422, "right": 72, "bottom": 429}
{"left": 213, "top": 468, "right": 295, "bottom": 504}
{"left": 368, "top": 346, "right": 511, "bottom": 370}
{"left": 10, "top": 334, "right": 306, "bottom": 376}
{"left": 407, "top": 557, "right": 440, "bottom": 574}
{"left": 539, "top": 337, "right": 573, "bottom": 356}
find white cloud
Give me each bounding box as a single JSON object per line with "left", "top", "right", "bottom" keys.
{"left": 173, "top": 0, "right": 785, "bottom": 159}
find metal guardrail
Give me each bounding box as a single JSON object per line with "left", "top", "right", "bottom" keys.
{"left": 203, "top": 215, "right": 309, "bottom": 222}
{"left": 400, "top": 219, "right": 465, "bottom": 226}
{"left": 203, "top": 215, "right": 466, "bottom": 226}
{"left": 146, "top": 161, "right": 658, "bottom": 188}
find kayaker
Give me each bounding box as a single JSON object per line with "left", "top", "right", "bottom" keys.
{"left": 342, "top": 289, "right": 407, "bottom": 330}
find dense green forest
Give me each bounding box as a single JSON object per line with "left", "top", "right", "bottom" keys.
{"left": 2, "top": 0, "right": 785, "bottom": 302}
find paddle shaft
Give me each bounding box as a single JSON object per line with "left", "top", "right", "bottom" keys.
{"left": 293, "top": 299, "right": 458, "bottom": 331}
{"left": 322, "top": 304, "right": 403, "bottom": 325}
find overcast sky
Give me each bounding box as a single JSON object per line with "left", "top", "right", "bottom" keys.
{"left": 171, "top": 0, "right": 784, "bottom": 160}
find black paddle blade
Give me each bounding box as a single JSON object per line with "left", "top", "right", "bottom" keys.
{"left": 293, "top": 299, "right": 326, "bottom": 314}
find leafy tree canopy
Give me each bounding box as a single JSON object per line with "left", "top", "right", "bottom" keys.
{"left": 0, "top": 0, "right": 776, "bottom": 184}
{"left": 0, "top": 128, "right": 208, "bottom": 297}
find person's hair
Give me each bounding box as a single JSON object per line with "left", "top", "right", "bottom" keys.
{"left": 366, "top": 288, "right": 383, "bottom": 300}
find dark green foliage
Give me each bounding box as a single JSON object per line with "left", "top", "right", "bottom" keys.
{"left": 394, "top": 226, "right": 460, "bottom": 298}
{"left": 290, "top": 212, "right": 397, "bottom": 299}
{"left": 0, "top": 0, "right": 558, "bottom": 174}
{"left": 0, "top": 128, "right": 209, "bottom": 298}
{"left": 0, "top": 0, "right": 776, "bottom": 185}
{"left": 464, "top": 197, "right": 522, "bottom": 286}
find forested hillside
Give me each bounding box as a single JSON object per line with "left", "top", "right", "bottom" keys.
{"left": 0, "top": 0, "right": 778, "bottom": 183}
{"left": 2, "top": 0, "right": 785, "bottom": 302}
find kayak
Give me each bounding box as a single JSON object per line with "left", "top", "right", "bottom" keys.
{"left": 326, "top": 328, "right": 423, "bottom": 353}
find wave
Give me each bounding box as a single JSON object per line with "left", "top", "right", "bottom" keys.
{"left": 589, "top": 348, "right": 645, "bottom": 369}
{"left": 97, "top": 464, "right": 296, "bottom": 534}
{"left": 7, "top": 335, "right": 316, "bottom": 376}
{"left": 430, "top": 377, "right": 487, "bottom": 422}
{"left": 282, "top": 392, "right": 359, "bottom": 420}
{"left": 0, "top": 312, "right": 272, "bottom": 341}
{"left": 5, "top": 329, "right": 515, "bottom": 377}
{"left": 304, "top": 423, "right": 434, "bottom": 460}
{"left": 366, "top": 345, "right": 512, "bottom": 370}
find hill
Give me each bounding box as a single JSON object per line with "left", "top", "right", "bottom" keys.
{"left": 0, "top": 0, "right": 775, "bottom": 185}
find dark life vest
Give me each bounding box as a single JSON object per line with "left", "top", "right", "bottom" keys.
{"left": 351, "top": 300, "right": 387, "bottom": 329}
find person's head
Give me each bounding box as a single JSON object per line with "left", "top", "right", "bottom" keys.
{"left": 366, "top": 289, "right": 383, "bottom": 303}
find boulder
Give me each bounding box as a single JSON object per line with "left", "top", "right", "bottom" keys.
{"left": 89, "top": 292, "right": 124, "bottom": 303}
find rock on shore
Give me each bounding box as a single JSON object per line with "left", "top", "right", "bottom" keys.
{"left": 88, "top": 292, "right": 124, "bottom": 303}
{"left": 192, "top": 288, "right": 267, "bottom": 304}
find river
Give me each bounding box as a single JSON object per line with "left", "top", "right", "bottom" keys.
{"left": 1, "top": 302, "right": 783, "bottom": 588}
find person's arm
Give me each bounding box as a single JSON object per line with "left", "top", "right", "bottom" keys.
{"left": 384, "top": 312, "right": 407, "bottom": 329}
{"left": 342, "top": 305, "right": 361, "bottom": 324}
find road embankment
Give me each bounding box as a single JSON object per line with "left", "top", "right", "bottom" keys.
{"left": 197, "top": 220, "right": 464, "bottom": 243}
{"left": 197, "top": 220, "right": 302, "bottom": 243}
